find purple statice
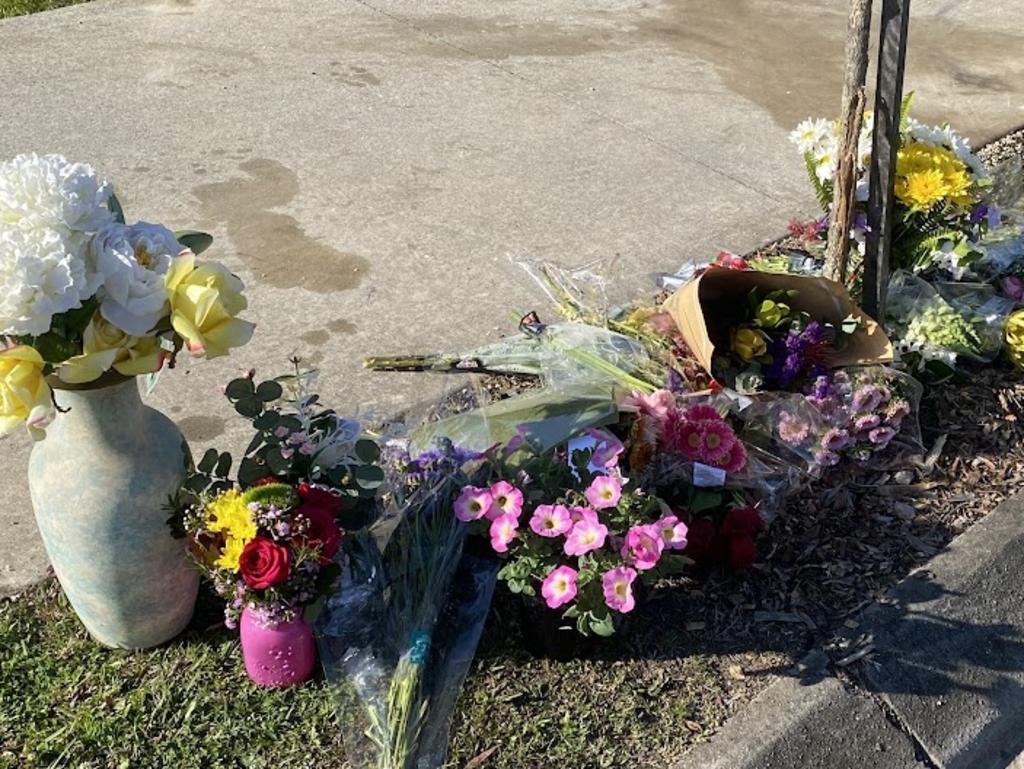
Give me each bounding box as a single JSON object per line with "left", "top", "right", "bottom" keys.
{"left": 766, "top": 321, "right": 830, "bottom": 389}
{"left": 386, "top": 438, "right": 482, "bottom": 489}
{"left": 969, "top": 203, "right": 989, "bottom": 225}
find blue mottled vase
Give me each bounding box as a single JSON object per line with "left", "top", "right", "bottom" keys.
{"left": 28, "top": 376, "right": 199, "bottom": 649}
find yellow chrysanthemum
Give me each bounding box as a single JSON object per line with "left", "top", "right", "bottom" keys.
{"left": 215, "top": 536, "right": 247, "bottom": 572}
{"left": 894, "top": 143, "right": 974, "bottom": 211}
{"left": 1005, "top": 310, "right": 1024, "bottom": 369}
{"left": 205, "top": 489, "right": 257, "bottom": 542}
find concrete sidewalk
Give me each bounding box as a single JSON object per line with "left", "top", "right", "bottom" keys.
{"left": 676, "top": 492, "right": 1024, "bottom": 769}
{"left": 1, "top": 0, "right": 1022, "bottom": 592}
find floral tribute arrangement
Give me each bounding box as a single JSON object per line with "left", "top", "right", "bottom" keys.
{"left": 170, "top": 367, "right": 383, "bottom": 641}
{"left": 0, "top": 153, "right": 253, "bottom": 438}
{"left": 790, "top": 102, "right": 992, "bottom": 278}
{"left": 720, "top": 287, "right": 860, "bottom": 393}
{"left": 454, "top": 428, "right": 689, "bottom": 636}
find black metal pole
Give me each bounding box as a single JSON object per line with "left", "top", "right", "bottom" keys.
{"left": 864, "top": 0, "right": 911, "bottom": 323}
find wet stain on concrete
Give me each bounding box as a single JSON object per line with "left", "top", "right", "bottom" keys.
{"left": 178, "top": 415, "right": 226, "bottom": 442}
{"left": 300, "top": 329, "right": 331, "bottom": 346}
{"left": 330, "top": 63, "right": 382, "bottom": 87}
{"left": 406, "top": 1, "right": 1024, "bottom": 140}
{"left": 192, "top": 159, "right": 369, "bottom": 293}
{"left": 327, "top": 319, "right": 356, "bottom": 334}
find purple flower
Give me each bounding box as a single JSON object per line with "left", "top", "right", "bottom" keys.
{"left": 868, "top": 426, "right": 896, "bottom": 445}
{"left": 851, "top": 385, "right": 883, "bottom": 413}
{"left": 854, "top": 414, "right": 881, "bottom": 432}
{"left": 814, "top": 449, "right": 841, "bottom": 467}
{"left": 822, "top": 428, "right": 851, "bottom": 452}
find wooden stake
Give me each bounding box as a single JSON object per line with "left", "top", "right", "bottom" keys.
{"left": 824, "top": 0, "right": 873, "bottom": 286}
{"left": 864, "top": 0, "right": 911, "bottom": 322}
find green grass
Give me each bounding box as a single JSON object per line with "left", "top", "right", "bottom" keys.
{"left": 1, "top": 579, "right": 778, "bottom": 769}
{"left": 0, "top": 0, "right": 89, "bottom": 20}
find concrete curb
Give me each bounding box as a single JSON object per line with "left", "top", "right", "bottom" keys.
{"left": 675, "top": 492, "right": 1024, "bottom": 769}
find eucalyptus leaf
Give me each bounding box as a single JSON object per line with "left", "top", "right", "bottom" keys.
{"left": 175, "top": 230, "right": 214, "bottom": 255}
{"left": 234, "top": 397, "right": 262, "bottom": 418}
{"left": 214, "top": 452, "right": 232, "bottom": 478}
{"left": 353, "top": 464, "right": 385, "bottom": 490}
{"left": 197, "top": 448, "right": 218, "bottom": 474}
{"left": 354, "top": 438, "right": 380, "bottom": 463}
{"left": 253, "top": 411, "right": 281, "bottom": 431}
{"left": 238, "top": 457, "right": 268, "bottom": 485}
{"left": 225, "top": 378, "right": 256, "bottom": 400}
{"left": 256, "top": 380, "right": 283, "bottom": 402}
{"left": 266, "top": 449, "right": 291, "bottom": 474}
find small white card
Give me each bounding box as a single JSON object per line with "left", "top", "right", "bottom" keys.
{"left": 693, "top": 462, "right": 727, "bottom": 487}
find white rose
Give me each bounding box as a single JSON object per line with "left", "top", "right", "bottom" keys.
{"left": 0, "top": 153, "right": 114, "bottom": 242}
{"left": 0, "top": 224, "right": 92, "bottom": 336}
{"left": 88, "top": 222, "right": 183, "bottom": 336}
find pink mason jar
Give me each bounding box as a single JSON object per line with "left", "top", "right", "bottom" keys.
{"left": 239, "top": 607, "right": 316, "bottom": 687}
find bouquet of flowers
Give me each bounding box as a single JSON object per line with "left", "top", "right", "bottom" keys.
{"left": 0, "top": 153, "right": 253, "bottom": 438}
{"left": 319, "top": 438, "right": 496, "bottom": 769}
{"left": 791, "top": 105, "right": 992, "bottom": 277}
{"left": 718, "top": 287, "right": 860, "bottom": 393}
{"left": 171, "top": 367, "right": 384, "bottom": 627}
{"left": 774, "top": 367, "right": 920, "bottom": 468}
{"left": 456, "top": 428, "right": 689, "bottom": 637}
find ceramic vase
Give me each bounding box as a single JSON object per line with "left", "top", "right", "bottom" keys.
{"left": 27, "top": 376, "right": 198, "bottom": 649}
{"left": 240, "top": 607, "right": 316, "bottom": 687}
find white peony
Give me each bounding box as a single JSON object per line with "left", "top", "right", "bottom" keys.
{"left": 0, "top": 153, "right": 114, "bottom": 240}
{"left": 88, "top": 222, "right": 183, "bottom": 336}
{"left": 0, "top": 154, "right": 115, "bottom": 336}
{"left": 0, "top": 224, "right": 93, "bottom": 336}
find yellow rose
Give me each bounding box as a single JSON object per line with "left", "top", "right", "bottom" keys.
{"left": 0, "top": 345, "right": 53, "bottom": 439}
{"left": 56, "top": 314, "right": 165, "bottom": 385}
{"left": 731, "top": 327, "right": 768, "bottom": 362}
{"left": 165, "top": 253, "right": 255, "bottom": 359}
{"left": 1005, "top": 310, "right": 1024, "bottom": 369}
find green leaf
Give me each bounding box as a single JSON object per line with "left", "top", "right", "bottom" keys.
{"left": 175, "top": 230, "right": 214, "bottom": 255}
{"left": 353, "top": 464, "right": 384, "bottom": 491}
{"left": 690, "top": 490, "right": 724, "bottom": 514}
{"left": 214, "top": 452, "right": 232, "bottom": 478}
{"left": 108, "top": 192, "right": 126, "bottom": 224}
{"left": 266, "top": 449, "right": 291, "bottom": 474}
{"left": 238, "top": 457, "right": 268, "bottom": 485}
{"left": 253, "top": 411, "right": 281, "bottom": 431}
{"left": 197, "top": 448, "right": 218, "bottom": 474}
{"left": 234, "top": 397, "right": 262, "bottom": 418}
{"left": 255, "top": 380, "right": 283, "bottom": 402}
{"left": 224, "top": 378, "right": 255, "bottom": 400}
{"left": 588, "top": 610, "right": 615, "bottom": 637}
{"left": 354, "top": 438, "right": 380, "bottom": 463}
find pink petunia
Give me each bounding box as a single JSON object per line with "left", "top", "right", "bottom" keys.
{"left": 602, "top": 566, "right": 638, "bottom": 613}
{"left": 454, "top": 486, "right": 494, "bottom": 522}
{"left": 655, "top": 515, "right": 689, "bottom": 550}
{"left": 529, "top": 504, "right": 573, "bottom": 537}
{"left": 488, "top": 481, "right": 524, "bottom": 520}
{"left": 489, "top": 513, "right": 519, "bottom": 553}
{"left": 586, "top": 428, "right": 625, "bottom": 468}
{"left": 585, "top": 475, "right": 622, "bottom": 510}
{"left": 569, "top": 506, "right": 600, "bottom": 525}
{"left": 564, "top": 517, "right": 609, "bottom": 556}
{"left": 541, "top": 565, "right": 578, "bottom": 609}
{"left": 621, "top": 524, "right": 665, "bottom": 571}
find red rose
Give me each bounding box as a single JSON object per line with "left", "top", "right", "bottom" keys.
{"left": 297, "top": 504, "right": 342, "bottom": 563}
{"left": 250, "top": 475, "right": 282, "bottom": 487}
{"left": 239, "top": 537, "right": 291, "bottom": 589}
{"left": 721, "top": 506, "right": 761, "bottom": 539}
{"left": 298, "top": 482, "right": 342, "bottom": 515}
{"left": 728, "top": 536, "right": 758, "bottom": 571}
